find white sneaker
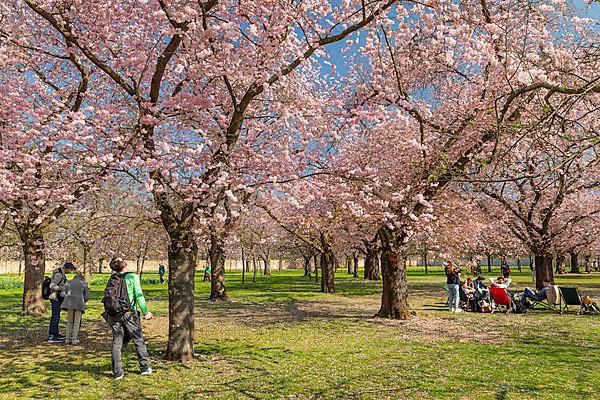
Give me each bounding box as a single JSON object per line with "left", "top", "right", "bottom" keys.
{"left": 115, "top": 373, "right": 124, "bottom": 380}
{"left": 71, "top": 339, "right": 80, "bottom": 345}
{"left": 455, "top": 309, "right": 464, "bottom": 313}
{"left": 141, "top": 368, "right": 153, "bottom": 375}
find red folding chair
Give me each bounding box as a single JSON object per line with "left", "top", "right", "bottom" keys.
{"left": 489, "top": 285, "right": 512, "bottom": 313}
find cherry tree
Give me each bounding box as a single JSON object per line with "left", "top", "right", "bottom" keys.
{"left": 320, "top": 0, "right": 599, "bottom": 318}
{"left": 14, "top": 0, "right": 401, "bottom": 360}
{"left": 0, "top": 3, "right": 131, "bottom": 315}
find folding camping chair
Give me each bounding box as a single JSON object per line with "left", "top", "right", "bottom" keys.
{"left": 558, "top": 287, "right": 585, "bottom": 315}
{"left": 459, "top": 286, "right": 473, "bottom": 311}
{"left": 489, "top": 285, "right": 512, "bottom": 313}
{"left": 529, "top": 285, "right": 561, "bottom": 312}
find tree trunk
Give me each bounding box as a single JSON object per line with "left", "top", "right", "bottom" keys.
{"left": 534, "top": 254, "right": 554, "bottom": 289}
{"left": 263, "top": 254, "right": 271, "bottom": 276}
{"left": 82, "top": 244, "right": 91, "bottom": 281}
{"left": 555, "top": 255, "right": 565, "bottom": 274}
{"left": 487, "top": 254, "right": 492, "bottom": 273}
{"left": 320, "top": 251, "right": 335, "bottom": 293}
{"left": 517, "top": 257, "right": 521, "bottom": 273}
{"left": 136, "top": 257, "right": 143, "bottom": 276}
{"left": 423, "top": 253, "right": 428, "bottom": 275}
{"left": 208, "top": 234, "right": 228, "bottom": 301}
{"left": 20, "top": 229, "right": 46, "bottom": 316}
{"left": 584, "top": 255, "right": 591, "bottom": 273}
{"left": 376, "top": 243, "right": 410, "bottom": 319}
{"left": 98, "top": 257, "right": 104, "bottom": 274}
{"left": 569, "top": 251, "right": 579, "bottom": 273}
{"left": 278, "top": 257, "right": 282, "bottom": 272}
{"left": 252, "top": 257, "right": 257, "bottom": 283}
{"left": 303, "top": 255, "right": 311, "bottom": 277}
{"left": 313, "top": 254, "right": 319, "bottom": 284}
{"left": 364, "top": 247, "right": 380, "bottom": 280}
{"left": 164, "top": 229, "right": 197, "bottom": 362}
{"left": 241, "top": 246, "right": 246, "bottom": 287}
{"left": 353, "top": 254, "right": 359, "bottom": 278}
{"left": 347, "top": 257, "right": 352, "bottom": 274}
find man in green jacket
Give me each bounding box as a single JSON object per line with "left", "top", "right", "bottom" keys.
{"left": 109, "top": 257, "right": 153, "bottom": 380}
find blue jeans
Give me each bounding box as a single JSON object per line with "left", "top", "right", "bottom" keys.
{"left": 448, "top": 284, "right": 460, "bottom": 311}
{"left": 520, "top": 287, "right": 543, "bottom": 303}
{"left": 48, "top": 297, "right": 63, "bottom": 338}
{"left": 111, "top": 313, "right": 150, "bottom": 376}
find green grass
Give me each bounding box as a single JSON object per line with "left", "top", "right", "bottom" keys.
{"left": 1, "top": 268, "right": 599, "bottom": 399}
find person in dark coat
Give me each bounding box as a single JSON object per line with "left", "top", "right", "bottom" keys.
{"left": 48, "top": 262, "right": 75, "bottom": 342}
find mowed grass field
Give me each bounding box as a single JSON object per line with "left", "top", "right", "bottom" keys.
{"left": 1, "top": 267, "right": 599, "bottom": 400}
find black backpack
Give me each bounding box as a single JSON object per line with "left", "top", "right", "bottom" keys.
{"left": 41, "top": 276, "right": 52, "bottom": 300}
{"left": 512, "top": 299, "right": 527, "bottom": 314}
{"left": 102, "top": 272, "right": 131, "bottom": 318}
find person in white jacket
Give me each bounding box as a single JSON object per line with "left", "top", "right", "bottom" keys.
{"left": 490, "top": 276, "right": 512, "bottom": 289}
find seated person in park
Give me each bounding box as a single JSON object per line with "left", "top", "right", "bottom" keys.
{"left": 490, "top": 276, "right": 512, "bottom": 289}
{"left": 473, "top": 275, "right": 488, "bottom": 298}
{"left": 462, "top": 278, "right": 476, "bottom": 297}
{"left": 520, "top": 279, "right": 551, "bottom": 305}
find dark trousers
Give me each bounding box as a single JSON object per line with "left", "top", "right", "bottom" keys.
{"left": 111, "top": 313, "right": 150, "bottom": 376}
{"left": 48, "top": 297, "right": 63, "bottom": 338}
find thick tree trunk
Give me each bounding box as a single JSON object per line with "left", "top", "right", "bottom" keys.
{"left": 303, "top": 256, "right": 311, "bottom": 277}
{"left": 534, "top": 254, "right": 554, "bottom": 289}
{"left": 555, "top": 255, "right": 565, "bottom": 274}
{"left": 263, "top": 254, "right": 271, "bottom": 276}
{"left": 320, "top": 251, "right": 335, "bottom": 293}
{"left": 208, "top": 235, "right": 228, "bottom": 301}
{"left": 423, "top": 253, "right": 428, "bottom": 275}
{"left": 376, "top": 245, "right": 410, "bottom": 319}
{"left": 20, "top": 229, "right": 46, "bottom": 316}
{"left": 313, "top": 254, "right": 319, "bottom": 284}
{"left": 98, "top": 257, "right": 104, "bottom": 274}
{"left": 364, "top": 249, "right": 380, "bottom": 280}
{"left": 487, "top": 254, "right": 492, "bottom": 273}
{"left": 252, "top": 257, "right": 257, "bottom": 282}
{"left": 569, "top": 251, "right": 579, "bottom": 273}
{"left": 353, "top": 254, "right": 359, "bottom": 278}
{"left": 517, "top": 257, "right": 522, "bottom": 273}
{"left": 278, "top": 257, "right": 282, "bottom": 272}
{"left": 347, "top": 257, "right": 352, "bottom": 274}
{"left": 164, "top": 230, "right": 197, "bottom": 362}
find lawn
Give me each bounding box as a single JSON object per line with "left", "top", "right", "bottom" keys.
{"left": 1, "top": 267, "right": 599, "bottom": 400}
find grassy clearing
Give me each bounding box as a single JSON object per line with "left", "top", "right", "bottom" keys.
{"left": 1, "top": 268, "right": 599, "bottom": 399}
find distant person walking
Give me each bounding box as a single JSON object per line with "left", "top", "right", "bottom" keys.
{"left": 107, "top": 257, "right": 153, "bottom": 380}
{"left": 48, "top": 262, "right": 76, "bottom": 343}
{"left": 60, "top": 271, "right": 89, "bottom": 345}
{"left": 203, "top": 265, "right": 211, "bottom": 282}
{"left": 158, "top": 264, "right": 166, "bottom": 284}
{"left": 500, "top": 258, "right": 511, "bottom": 279}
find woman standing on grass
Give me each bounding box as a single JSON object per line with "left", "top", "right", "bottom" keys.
{"left": 60, "top": 271, "right": 89, "bottom": 345}
{"left": 445, "top": 261, "right": 462, "bottom": 313}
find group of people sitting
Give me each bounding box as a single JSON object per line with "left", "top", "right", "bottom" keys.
{"left": 445, "top": 261, "right": 551, "bottom": 313}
